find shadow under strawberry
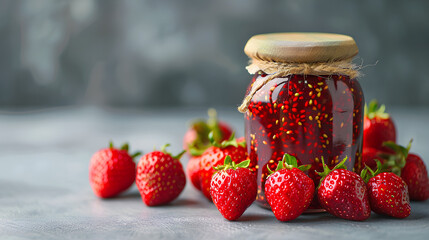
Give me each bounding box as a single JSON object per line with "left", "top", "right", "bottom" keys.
{"left": 279, "top": 213, "right": 336, "bottom": 224}
{"left": 160, "top": 198, "right": 202, "bottom": 207}
{"left": 103, "top": 191, "right": 141, "bottom": 200}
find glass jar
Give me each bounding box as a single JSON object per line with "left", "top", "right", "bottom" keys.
{"left": 239, "top": 33, "right": 364, "bottom": 209}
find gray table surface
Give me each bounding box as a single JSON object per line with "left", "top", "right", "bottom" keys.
{"left": 1, "top": 107, "right": 429, "bottom": 240}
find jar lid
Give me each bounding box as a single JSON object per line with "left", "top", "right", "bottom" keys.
{"left": 244, "top": 32, "right": 358, "bottom": 63}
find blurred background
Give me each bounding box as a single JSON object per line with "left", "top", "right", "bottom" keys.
{"left": 1, "top": 0, "right": 429, "bottom": 109}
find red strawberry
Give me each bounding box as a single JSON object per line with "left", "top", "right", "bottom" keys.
{"left": 89, "top": 142, "right": 141, "bottom": 198}
{"left": 265, "top": 154, "right": 314, "bottom": 221}
{"left": 379, "top": 140, "right": 429, "bottom": 201}
{"left": 183, "top": 109, "right": 233, "bottom": 156}
{"left": 210, "top": 156, "right": 257, "bottom": 221}
{"left": 363, "top": 100, "right": 396, "bottom": 152}
{"left": 361, "top": 160, "right": 411, "bottom": 218}
{"left": 136, "top": 144, "right": 186, "bottom": 206}
{"left": 199, "top": 133, "right": 252, "bottom": 201}
{"left": 186, "top": 156, "right": 202, "bottom": 191}
{"left": 401, "top": 153, "right": 429, "bottom": 201}
{"left": 317, "top": 157, "right": 371, "bottom": 221}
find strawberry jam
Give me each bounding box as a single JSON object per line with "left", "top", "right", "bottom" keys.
{"left": 245, "top": 72, "right": 364, "bottom": 209}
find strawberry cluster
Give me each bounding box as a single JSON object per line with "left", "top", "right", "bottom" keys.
{"left": 360, "top": 100, "right": 429, "bottom": 201}
{"left": 88, "top": 110, "right": 250, "bottom": 208}
{"left": 89, "top": 142, "right": 188, "bottom": 206}
{"left": 88, "top": 102, "right": 428, "bottom": 222}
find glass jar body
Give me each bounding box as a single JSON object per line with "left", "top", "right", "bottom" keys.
{"left": 244, "top": 73, "right": 364, "bottom": 209}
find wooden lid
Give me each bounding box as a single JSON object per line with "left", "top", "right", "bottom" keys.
{"left": 244, "top": 32, "right": 358, "bottom": 63}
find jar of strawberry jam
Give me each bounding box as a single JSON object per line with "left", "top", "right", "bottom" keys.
{"left": 238, "top": 33, "right": 364, "bottom": 209}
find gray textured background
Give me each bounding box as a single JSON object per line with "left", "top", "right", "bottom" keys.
{"left": 1, "top": 0, "right": 429, "bottom": 108}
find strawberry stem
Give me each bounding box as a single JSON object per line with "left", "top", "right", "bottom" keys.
{"left": 120, "top": 143, "right": 129, "bottom": 151}
{"left": 160, "top": 143, "right": 171, "bottom": 152}
{"left": 131, "top": 152, "right": 142, "bottom": 159}
{"left": 172, "top": 150, "right": 186, "bottom": 161}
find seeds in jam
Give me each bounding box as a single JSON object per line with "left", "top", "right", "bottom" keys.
{"left": 245, "top": 72, "right": 364, "bottom": 208}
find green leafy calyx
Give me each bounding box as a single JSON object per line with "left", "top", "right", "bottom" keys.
{"left": 316, "top": 156, "right": 348, "bottom": 180}
{"left": 267, "top": 154, "right": 311, "bottom": 177}
{"left": 213, "top": 155, "right": 250, "bottom": 171}
{"left": 364, "top": 99, "right": 390, "bottom": 119}
{"left": 160, "top": 144, "right": 186, "bottom": 161}
{"left": 187, "top": 108, "right": 225, "bottom": 157}
{"left": 360, "top": 160, "right": 383, "bottom": 183}
{"left": 380, "top": 139, "right": 412, "bottom": 176}
{"left": 109, "top": 141, "right": 142, "bottom": 160}
{"left": 208, "top": 131, "right": 246, "bottom": 149}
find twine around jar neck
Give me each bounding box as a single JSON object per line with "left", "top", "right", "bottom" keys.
{"left": 237, "top": 58, "right": 361, "bottom": 113}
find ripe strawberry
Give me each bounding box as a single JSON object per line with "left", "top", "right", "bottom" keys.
{"left": 183, "top": 109, "right": 233, "bottom": 156}
{"left": 265, "top": 154, "right": 314, "bottom": 221}
{"left": 186, "top": 156, "right": 202, "bottom": 191}
{"left": 379, "top": 140, "right": 429, "bottom": 201}
{"left": 363, "top": 100, "right": 396, "bottom": 152}
{"left": 361, "top": 160, "right": 411, "bottom": 218}
{"left": 210, "top": 156, "right": 257, "bottom": 221}
{"left": 89, "top": 142, "right": 141, "bottom": 198}
{"left": 136, "top": 144, "right": 186, "bottom": 206}
{"left": 401, "top": 153, "right": 429, "bottom": 201}
{"left": 198, "top": 132, "right": 252, "bottom": 201}
{"left": 317, "top": 157, "right": 371, "bottom": 221}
